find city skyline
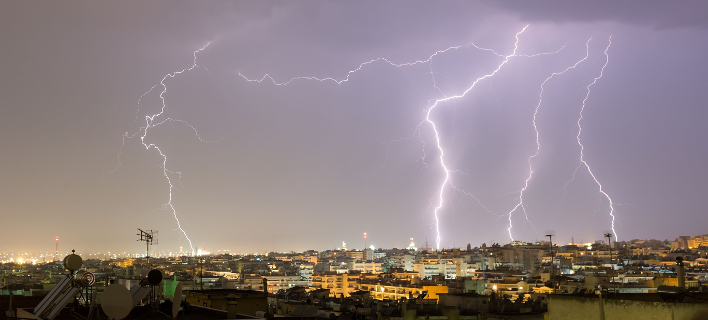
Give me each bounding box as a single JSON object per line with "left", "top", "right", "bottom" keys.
{"left": 0, "top": 232, "right": 695, "bottom": 261}
{"left": 1, "top": 2, "right": 708, "bottom": 253}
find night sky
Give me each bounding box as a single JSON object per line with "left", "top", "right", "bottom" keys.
{"left": 1, "top": 1, "right": 707, "bottom": 254}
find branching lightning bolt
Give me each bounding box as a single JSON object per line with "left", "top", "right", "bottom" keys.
{"left": 503, "top": 39, "right": 593, "bottom": 241}
{"left": 573, "top": 37, "right": 617, "bottom": 239}
{"left": 240, "top": 46, "right": 468, "bottom": 86}
{"left": 107, "top": 43, "right": 212, "bottom": 255}
{"left": 239, "top": 39, "right": 565, "bottom": 86}
{"left": 242, "top": 25, "right": 572, "bottom": 250}
{"left": 425, "top": 26, "right": 540, "bottom": 249}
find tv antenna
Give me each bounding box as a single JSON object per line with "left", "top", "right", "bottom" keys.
{"left": 136, "top": 229, "right": 158, "bottom": 264}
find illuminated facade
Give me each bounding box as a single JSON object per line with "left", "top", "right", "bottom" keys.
{"left": 311, "top": 273, "right": 356, "bottom": 297}
{"left": 347, "top": 260, "right": 384, "bottom": 274}
{"left": 414, "top": 261, "right": 457, "bottom": 279}
{"left": 358, "top": 282, "right": 448, "bottom": 302}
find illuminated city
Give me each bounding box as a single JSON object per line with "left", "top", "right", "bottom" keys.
{"left": 1, "top": 2, "right": 708, "bottom": 319}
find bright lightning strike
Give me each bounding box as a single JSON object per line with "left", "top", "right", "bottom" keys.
{"left": 573, "top": 37, "right": 617, "bottom": 239}
{"left": 239, "top": 38, "right": 565, "bottom": 86}
{"left": 241, "top": 25, "right": 570, "bottom": 250}
{"left": 240, "top": 45, "right": 469, "bottom": 86}
{"left": 502, "top": 38, "right": 593, "bottom": 241}
{"left": 424, "top": 26, "right": 531, "bottom": 250}
{"left": 107, "top": 43, "right": 212, "bottom": 255}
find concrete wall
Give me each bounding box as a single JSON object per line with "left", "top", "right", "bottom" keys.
{"left": 185, "top": 292, "right": 267, "bottom": 316}
{"left": 548, "top": 295, "right": 708, "bottom": 320}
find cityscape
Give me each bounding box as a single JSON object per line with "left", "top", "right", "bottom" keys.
{"left": 2, "top": 233, "right": 708, "bottom": 319}
{"left": 2, "top": 1, "right": 708, "bottom": 319}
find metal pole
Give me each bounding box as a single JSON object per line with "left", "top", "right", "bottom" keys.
{"left": 604, "top": 233, "right": 613, "bottom": 295}
{"left": 546, "top": 234, "right": 555, "bottom": 294}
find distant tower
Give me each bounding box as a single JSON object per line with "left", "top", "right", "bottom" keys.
{"left": 363, "top": 233, "right": 367, "bottom": 251}
{"left": 421, "top": 238, "right": 432, "bottom": 252}
{"left": 407, "top": 238, "right": 417, "bottom": 251}
{"left": 342, "top": 241, "right": 347, "bottom": 250}
{"left": 55, "top": 237, "right": 59, "bottom": 262}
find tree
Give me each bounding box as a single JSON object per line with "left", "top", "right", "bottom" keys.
{"left": 467, "top": 243, "right": 472, "bottom": 251}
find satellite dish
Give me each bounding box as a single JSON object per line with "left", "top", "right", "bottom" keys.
{"left": 148, "top": 269, "right": 163, "bottom": 286}
{"left": 172, "top": 282, "right": 182, "bottom": 319}
{"left": 63, "top": 251, "right": 83, "bottom": 272}
{"left": 102, "top": 284, "right": 132, "bottom": 320}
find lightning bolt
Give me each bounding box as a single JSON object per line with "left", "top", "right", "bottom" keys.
{"left": 238, "top": 38, "right": 565, "bottom": 86}
{"left": 107, "top": 43, "right": 212, "bottom": 255}
{"left": 425, "top": 26, "right": 533, "bottom": 250}
{"left": 502, "top": 38, "right": 593, "bottom": 241}
{"left": 572, "top": 37, "right": 617, "bottom": 239}
{"left": 241, "top": 25, "right": 570, "bottom": 250}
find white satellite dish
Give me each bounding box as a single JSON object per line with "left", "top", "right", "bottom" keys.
{"left": 172, "top": 282, "right": 182, "bottom": 319}
{"left": 102, "top": 283, "right": 132, "bottom": 320}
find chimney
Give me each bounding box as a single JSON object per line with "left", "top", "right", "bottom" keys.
{"left": 263, "top": 278, "right": 268, "bottom": 296}
{"left": 677, "top": 257, "right": 685, "bottom": 289}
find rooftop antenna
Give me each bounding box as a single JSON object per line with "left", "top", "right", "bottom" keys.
{"left": 136, "top": 229, "right": 157, "bottom": 265}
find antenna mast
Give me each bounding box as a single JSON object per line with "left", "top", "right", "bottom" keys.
{"left": 136, "top": 229, "right": 157, "bottom": 265}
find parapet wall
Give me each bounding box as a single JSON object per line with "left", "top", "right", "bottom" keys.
{"left": 548, "top": 294, "right": 708, "bottom": 320}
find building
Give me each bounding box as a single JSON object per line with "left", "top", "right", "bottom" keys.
{"left": 311, "top": 273, "right": 355, "bottom": 297}
{"left": 414, "top": 261, "right": 457, "bottom": 280}
{"left": 347, "top": 260, "right": 384, "bottom": 274}
{"left": 299, "top": 264, "right": 314, "bottom": 283}
{"left": 183, "top": 289, "right": 268, "bottom": 316}
{"left": 359, "top": 281, "right": 448, "bottom": 302}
